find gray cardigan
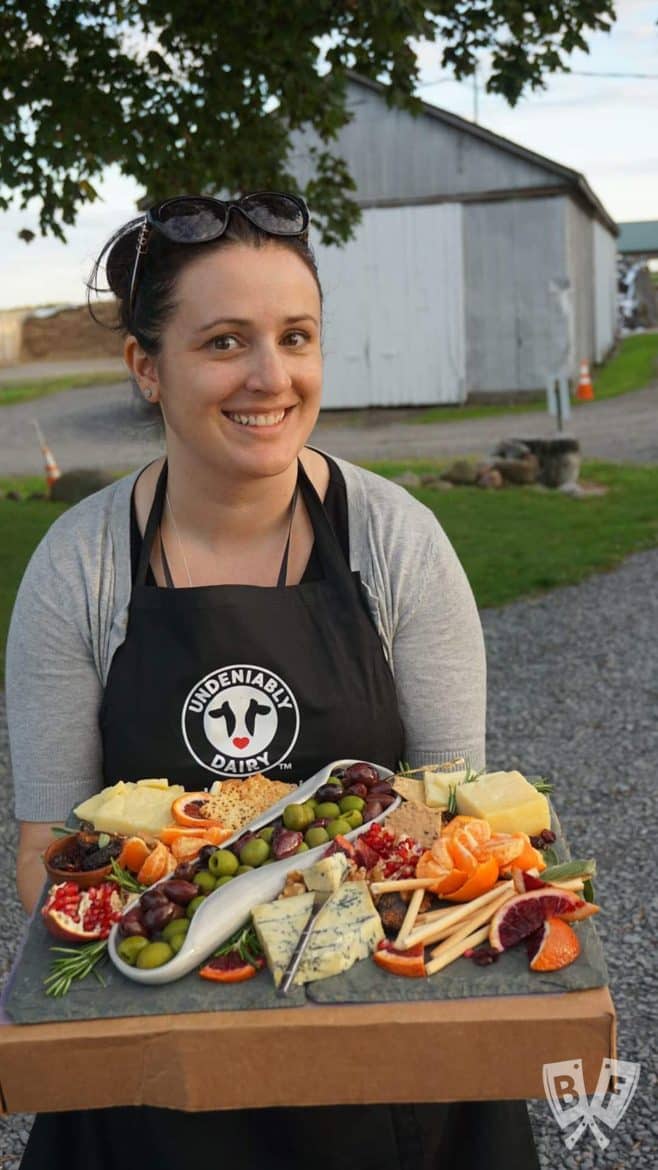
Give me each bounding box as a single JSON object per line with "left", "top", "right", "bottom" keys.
{"left": 7, "top": 457, "right": 486, "bottom": 821}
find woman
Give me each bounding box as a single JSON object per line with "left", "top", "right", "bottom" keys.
{"left": 7, "top": 193, "right": 538, "bottom": 1169}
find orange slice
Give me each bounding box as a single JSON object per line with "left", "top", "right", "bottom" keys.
{"left": 117, "top": 836, "right": 151, "bottom": 874}
{"left": 441, "top": 856, "right": 499, "bottom": 902}
{"left": 172, "top": 794, "right": 224, "bottom": 829}
{"left": 373, "top": 941, "right": 426, "bottom": 978}
{"left": 528, "top": 917, "right": 581, "bottom": 971}
{"left": 136, "top": 840, "right": 173, "bottom": 885}
{"left": 159, "top": 825, "right": 232, "bottom": 847}
{"left": 170, "top": 835, "right": 212, "bottom": 862}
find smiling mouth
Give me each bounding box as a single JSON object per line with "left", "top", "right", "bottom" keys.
{"left": 224, "top": 408, "right": 293, "bottom": 428}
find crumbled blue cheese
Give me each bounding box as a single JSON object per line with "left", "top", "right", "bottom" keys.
{"left": 251, "top": 882, "right": 384, "bottom": 987}
{"left": 303, "top": 853, "right": 349, "bottom": 894}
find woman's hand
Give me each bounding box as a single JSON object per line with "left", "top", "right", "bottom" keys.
{"left": 17, "top": 822, "right": 59, "bottom": 915}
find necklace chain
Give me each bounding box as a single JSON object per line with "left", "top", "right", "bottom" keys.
{"left": 165, "top": 490, "right": 194, "bottom": 587}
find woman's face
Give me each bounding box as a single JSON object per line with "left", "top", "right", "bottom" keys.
{"left": 149, "top": 242, "right": 323, "bottom": 482}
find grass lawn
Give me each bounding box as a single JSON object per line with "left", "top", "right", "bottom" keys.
{"left": 0, "top": 370, "right": 126, "bottom": 408}
{"left": 408, "top": 333, "right": 658, "bottom": 425}
{"left": 2, "top": 461, "right": 657, "bottom": 685}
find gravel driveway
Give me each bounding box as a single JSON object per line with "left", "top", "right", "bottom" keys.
{"left": 1, "top": 378, "right": 657, "bottom": 476}
{"left": 1, "top": 549, "right": 657, "bottom": 1168}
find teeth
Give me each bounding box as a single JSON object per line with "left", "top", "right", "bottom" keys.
{"left": 227, "top": 411, "right": 286, "bottom": 427}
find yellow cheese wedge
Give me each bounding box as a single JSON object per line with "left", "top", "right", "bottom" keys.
{"left": 423, "top": 769, "right": 468, "bottom": 808}
{"left": 74, "top": 779, "right": 185, "bottom": 835}
{"left": 455, "top": 770, "right": 550, "bottom": 835}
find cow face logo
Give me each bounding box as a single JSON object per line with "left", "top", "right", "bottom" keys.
{"left": 181, "top": 664, "right": 300, "bottom": 777}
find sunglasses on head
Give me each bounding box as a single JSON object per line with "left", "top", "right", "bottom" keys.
{"left": 128, "top": 191, "right": 310, "bottom": 320}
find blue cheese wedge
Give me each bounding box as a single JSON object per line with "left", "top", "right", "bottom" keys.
{"left": 251, "top": 882, "right": 384, "bottom": 987}
{"left": 303, "top": 853, "right": 350, "bottom": 894}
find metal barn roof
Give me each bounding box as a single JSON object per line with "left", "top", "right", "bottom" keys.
{"left": 617, "top": 221, "right": 658, "bottom": 257}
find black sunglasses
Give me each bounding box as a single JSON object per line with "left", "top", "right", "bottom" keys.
{"left": 128, "top": 191, "right": 310, "bottom": 320}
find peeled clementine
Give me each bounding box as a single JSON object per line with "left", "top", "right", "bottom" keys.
{"left": 137, "top": 840, "right": 172, "bottom": 885}
{"left": 440, "top": 856, "right": 499, "bottom": 902}
{"left": 117, "top": 836, "right": 151, "bottom": 874}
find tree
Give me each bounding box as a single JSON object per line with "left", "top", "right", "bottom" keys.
{"left": 1, "top": 1, "right": 615, "bottom": 245}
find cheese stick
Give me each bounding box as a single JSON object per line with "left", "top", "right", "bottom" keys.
{"left": 402, "top": 881, "right": 514, "bottom": 950}
{"left": 394, "top": 887, "right": 425, "bottom": 948}
{"left": 426, "top": 925, "right": 490, "bottom": 976}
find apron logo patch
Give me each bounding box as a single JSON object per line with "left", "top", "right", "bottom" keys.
{"left": 181, "top": 664, "right": 300, "bottom": 778}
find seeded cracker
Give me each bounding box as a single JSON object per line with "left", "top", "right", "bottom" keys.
{"left": 385, "top": 802, "right": 443, "bottom": 849}
{"left": 206, "top": 773, "right": 296, "bottom": 832}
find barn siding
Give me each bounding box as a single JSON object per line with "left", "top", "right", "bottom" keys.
{"left": 565, "top": 201, "right": 595, "bottom": 373}
{"left": 463, "top": 197, "right": 566, "bottom": 394}
{"left": 314, "top": 203, "right": 465, "bottom": 408}
{"left": 593, "top": 220, "right": 618, "bottom": 361}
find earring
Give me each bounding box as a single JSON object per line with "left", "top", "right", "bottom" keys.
{"left": 144, "top": 387, "right": 153, "bottom": 399}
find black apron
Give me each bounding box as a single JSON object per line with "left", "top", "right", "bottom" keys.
{"left": 22, "top": 457, "right": 538, "bottom": 1170}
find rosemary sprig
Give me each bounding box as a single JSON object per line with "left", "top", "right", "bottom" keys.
{"left": 109, "top": 859, "right": 147, "bottom": 894}
{"left": 44, "top": 938, "right": 109, "bottom": 998}
{"left": 447, "top": 785, "right": 458, "bottom": 815}
{"left": 528, "top": 775, "right": 553, "bottom": 794}
{"left": 213, "top": 923, "right": 263, "bottom": 966}
{"left": 50, "top": 825, "right": 73, "bottom": 837}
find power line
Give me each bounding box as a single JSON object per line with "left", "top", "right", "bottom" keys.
{"left": 419, "top": 69, "right": 658, "bottom": 88}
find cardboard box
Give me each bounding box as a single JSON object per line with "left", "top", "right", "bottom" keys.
{"left": 0, "top": 988, "right": 615, "bottom": 1114}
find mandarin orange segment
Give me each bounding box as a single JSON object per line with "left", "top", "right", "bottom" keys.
{"left": 500, "top": 837, "right": 547, "bottom": 873}
{"left": 159, "top": 825, "right": 232, "bottom": 847}
{"left": 480, "top": 833, "right": 527, "bottom": 868}
{"left": 117, "top": 836, "right": 151, "bottom": 874}
{"left": 441, "top": 816, "right": 485, "bottom": 838}
{"left": 136, "top": 840, "right": 172, "bottom": 885}
{"left": 171, "top": 835, "right": 210, "bottom": 861}
{"left": 528, "top": 917, "right": 581, "bottom": 971}
{"left": 440, "top": 856, "right": 499, "bottom": 902}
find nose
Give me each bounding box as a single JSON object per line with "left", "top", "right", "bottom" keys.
{"left": 243, "top": 339, "right": 292, "bottom": 397}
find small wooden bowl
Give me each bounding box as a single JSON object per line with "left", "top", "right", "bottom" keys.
{"left": 43, "top": 833, "right": 114, "bottom": 889}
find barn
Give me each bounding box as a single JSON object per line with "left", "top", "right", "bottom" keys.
{"left": 292, "top": 74, "right": 618, "bottom": 409}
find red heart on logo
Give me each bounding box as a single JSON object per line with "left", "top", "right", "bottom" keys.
{"left": 232, "top": 737, "right": 250, "bottom": 750}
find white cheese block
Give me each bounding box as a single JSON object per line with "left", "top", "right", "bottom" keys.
{"left": 423, "top": 769, "right": 469, "bottom": 808}
{"left": 252, "top": 881, "right": 384, "bottom": 987}
{"left": 455, "top": 770, "right": 550, "bottom": 835}
{"left": 303, "top": 853, "right": 349, "bottom": 894}
{"left": 74, "top": 779, "right": 185, "bottom": 834}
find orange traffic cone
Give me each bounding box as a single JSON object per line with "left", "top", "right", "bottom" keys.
{"left": 33, "top": 420, "right": 61, "bottom": 492}
{"left": 575, "top": 360, "right": 595, "bottom": 402}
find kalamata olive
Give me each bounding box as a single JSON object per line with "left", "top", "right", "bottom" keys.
{"left": 343, "top": 762, "right": 380, "bottom": 788}
{"left": 173, "top": 858, "right": 202, "bottom": 881}
{"left": 344, "top": 782, "right": 368, "bottom": 799}
{"left": 142, "top": 901, "right": 182, "bottom": 936}
{"left": 140, "top": 886, "right": 171, "bottom": 911}
{"left": 197, "top": 844, "right": 217, "bottom": 867}
{"left": 230, "top": 831, "right": 257, "bottom": 857}
{"left": 272, "top": 828, "right": 303, "bottom": 860}
{"left": 315, "top": 783, "right": 344, "bottom": 803}
{"left": 309, "top": 818, "right": 331, "bottom": 829}
{"left": 158, "top": 878, "right": 199, "bottom": 907}
{"left": 363, "top": 799, "right": 384, "bottom": 822}
{"left": 119, "top": 906, "right": 148, "bottom": 938}
{"left": 375, "top": 792, "right": 397, "bottom": 809}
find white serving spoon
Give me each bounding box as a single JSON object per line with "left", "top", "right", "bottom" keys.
{"left": 108, "top": 759, "right": 398, "bottom": 985}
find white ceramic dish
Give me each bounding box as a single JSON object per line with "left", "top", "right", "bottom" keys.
{"left": 108, "top": 759, "right": 398, "bottom": 985}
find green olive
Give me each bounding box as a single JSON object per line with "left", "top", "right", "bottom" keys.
{"left": 295, "top": 842, "right": 309, "bottom": 853}
{"left": 343, "top": 809, "right": 363, "bottom": 829}
{"left": 208, "top": 849, "right": 239, "bottom": 878}
{"left": 186, "top": 895, "right": 207, "bottom": 918}
{"left": 215, "top": 874, "right": 235, "bottom": 886}
{"left": 315, "top": 802, "right": 341, "bottom": 820}
{"left": 169, "top": 932, "right": 187, "bottom": 954}
{"left": 117, "top": 936, "right": 149, "bottom": 966}
{"left": 283, "top": 804, "right": 308, "bottom": 831}
{"left": 193, "top": 870, "right": 217, "bottom": 893}
{"left": 327, "top": 818, "right": 352, "bottom": 839}
{"left": 239, "top": 838, "right": 270, "bottom": 867}
{"left": 340, "top": 795, "right": 365, "bottom": 813}
{"left": 257, "top": 826, "right": 275, "bottom": 843}
{"left": 305, "top": 826, "right": 330, "bottom": 848}
{"left": 135, "top": 941, "right": 174, "bottom": 969}
{"left": 161, "top": 917, "right": 189, "bottom": 942}
{"left": 236, "top": 864, "right": 254, "bottom": 875}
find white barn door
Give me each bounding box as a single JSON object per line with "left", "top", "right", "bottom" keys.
{"left": 314, "top": 203, "right": 465, "bottom": 408}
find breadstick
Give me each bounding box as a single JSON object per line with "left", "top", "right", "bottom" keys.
{"left": 425, "top": 925, "right": 490, "bottom": 976}
{"left": 402, "top": 881, "right": 513, "bottom": 950}
{"left": 428, "top": 888, "right": 515, "bottom": 956}
{"left": 394, "top": 888, "right": 425, "bottom": 948}
{"left": 370, "top": 877, "right": 436, "bottom": 895}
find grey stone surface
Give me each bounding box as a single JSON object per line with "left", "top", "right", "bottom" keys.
{"left": 1, "top": 548, "right": 657, "bottom": 1166}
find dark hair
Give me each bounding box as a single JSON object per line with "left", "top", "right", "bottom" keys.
{"left": 87, "top": 206, "right": 322, "bottom": 355}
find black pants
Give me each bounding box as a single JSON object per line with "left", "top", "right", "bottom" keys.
{"left": 21, "top": 1101, "right": 539, "bottom": 1170}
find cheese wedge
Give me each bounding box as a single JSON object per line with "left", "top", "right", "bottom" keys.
{"left": 74, "top": 779, "right": 185, "bottom": 835}
{"left": 303, "top": 853, "right": 350, "bottom": 894}
{"left": 455, "top": 770, "right": 550, "bottom": 835}
{"left": 423, "top": 769, "right": 468, "bottom": 808}
{"left": 252, "top": 881, "right": 384, "bottom": 987}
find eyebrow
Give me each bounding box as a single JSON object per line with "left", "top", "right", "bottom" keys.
{"left": 194, "top": 314, "right": 319, "bottom": 334}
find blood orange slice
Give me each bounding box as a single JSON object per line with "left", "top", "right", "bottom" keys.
{"left": 172, "top": 794, "right": 224, "bottom": 829}
{"left": 527, "top": 917, "right": 581, "bottom": 972}
{"left": 489, "top": 888, "right": 591, "bottom": 952}
{"left": 373, "top": 940, "right": 426, "bottom": 978}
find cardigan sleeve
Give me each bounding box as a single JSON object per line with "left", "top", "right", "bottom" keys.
{"left": 6, "top": 525, "right": 105, "bottom": 821}
{"left": 388, "top": 520, "right": 487, "bottom": 772}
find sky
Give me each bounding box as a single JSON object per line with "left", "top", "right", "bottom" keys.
{"left": 1, "top": 0, "right": 656, "bottom": 310}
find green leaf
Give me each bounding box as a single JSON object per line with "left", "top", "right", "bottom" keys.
{"left": 97, "top": 832, "right": 111, "bottom": 849}
{"left": 542, "top": 859, "right": 597, "bottom": 883}
{"left": 583, "top": 878, "right": 595, "bottom": 904}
